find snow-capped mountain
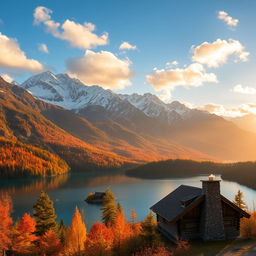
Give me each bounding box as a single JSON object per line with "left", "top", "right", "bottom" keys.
{"left": 21, "top": 71, "right": 216, "bottom": 126}
{"left": 120, "top": 93, "right": 214, "bottom": 125}
{"left": 21, "top": 71, "right": 143, "bottom": 119}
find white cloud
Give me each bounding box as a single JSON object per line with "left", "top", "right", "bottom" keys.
{"left": 192, "top": 39, "right": 249, "bottom": 67}
{"left": 38, "top": 43, "right": 49, "bottom": 53}
{"left": 232, "top": 84, "right": 256, "bottom": 95}
{"left": 0, "top": 32, "right": 44, "bottom": 73}
{"left": 66, "top": 50, "right": 132, "bottom": 90}
{"left": 119, "top": 42, "right": 137, "bottom": 50}
{"left": 198, "top": 103, "right": 256, "bottom": 117}
{"left": 33, "top": 6, "right": 52, "bottom": 25}
{"left": 146, "top": 63, "right": 218, "bottom": 95}
{"left": 218, "top": 11, "right": 239, "bottom": 28}
{"left": 34, "top": 6, "right": 108, "bottom": 49}
{"left": 166, "top": 61, "right": 179, "bottom": 67}
{"left": 1, "top": 74, "right": 13, "bottom": 83}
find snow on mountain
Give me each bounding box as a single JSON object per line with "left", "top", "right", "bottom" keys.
{"left": 119, "top": 93, "right": 211, "bottom": 125}
{"left": 21, "top": 71, "right": 213, "bottom": 125}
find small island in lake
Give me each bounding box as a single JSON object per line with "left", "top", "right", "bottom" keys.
{"left": 85, "top": 192, "right": 106, "bottom": 204}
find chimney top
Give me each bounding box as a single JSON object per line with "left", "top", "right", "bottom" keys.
{"left": 201, "top": 174, "right": 221, "bottom": 182}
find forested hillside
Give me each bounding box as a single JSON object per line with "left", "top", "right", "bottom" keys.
{"left": 0, "top": 77, "right": 125, "bottom": 176}
{"left": 0, "top": 137, "right": 69, "bottom": 177}
{"left": 126, "top": 159, "right": 256, "bottom": 189}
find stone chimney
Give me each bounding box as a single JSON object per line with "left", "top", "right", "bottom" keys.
{"left": 200, "top": 174, "right": 225, "bottom": 240}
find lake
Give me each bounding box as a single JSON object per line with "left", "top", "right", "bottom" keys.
{"left": 1, "top": 171, "right": 256, "bottom": 229}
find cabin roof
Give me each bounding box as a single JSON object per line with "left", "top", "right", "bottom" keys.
{"left": 150, "top": 184, "right": 250, "bottom": 222}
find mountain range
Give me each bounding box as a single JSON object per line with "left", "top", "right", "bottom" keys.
{"left": 1, "top": 71, "right": 256, "bottom": 176}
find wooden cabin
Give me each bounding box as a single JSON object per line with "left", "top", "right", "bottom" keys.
{"left": 150, "top": 175, "right": 250, "bottom": 241}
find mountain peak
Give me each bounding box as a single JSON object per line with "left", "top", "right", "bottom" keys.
{"left": 168, "top": 100, "right": 187, "bottom": 109}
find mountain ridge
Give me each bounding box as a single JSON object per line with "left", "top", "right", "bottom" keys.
{"left": 18, "top": 71, "right": 256, "bottom": 162}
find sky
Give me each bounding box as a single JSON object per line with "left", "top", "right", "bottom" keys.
{"left": 1, "top": 0, "right": 256, "bottom": 116}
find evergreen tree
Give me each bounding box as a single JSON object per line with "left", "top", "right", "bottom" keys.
{"left": 117, "top": 202, "right": 122, "bottom": 212}
{"left": 141, "top": 211, "right": 160, "bottom": 248}
{"left": 58, "top": 219, "right": 67, "bottom": 244}
{"left": 103, "top": 189, "right": 115, "bottom": 204}
{"left": 33, "top": 191, "right": 57, "bottom": 236}
{"left": 130, "top": 209, "right": 138, "bottom": 225}
{"left": 101, "top": 189, "right": 118, "bottom": 226}
{"left": 65, "top": 207, "right": 87, "bottom": 254}
{"left": 233, "top": 190, "right": 247, "bottom": 210}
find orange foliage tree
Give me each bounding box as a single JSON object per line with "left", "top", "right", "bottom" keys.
{"left": 112, "top": 209, "right": 132, "bottom": 255}
{"left": 240, "top": 211, "right": 256, "bottom": 238}
{"left": 38, "top": 229, "right": 63, "bottom": 256}
{"left": 12, "top": 213, "right": 37, "bottom": 254}
{"left": 0, "top": 195, "right": 13, "bottom": 254}
{"left": 65, "top": 207, "right": 87, "bottom": 254}
{"left": 86, "top": 222, "right": 114, "bottom": 256}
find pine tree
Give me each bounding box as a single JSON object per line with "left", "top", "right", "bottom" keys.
{"left": 102, "top": 189, "right": 117, "bottom": 226}
{"left": 130, "top": 209, "right": 138, "bottom": 225}
{"left": 117, "top": 202, "right": 122, "bottom": 212}
{"left": 58, "top": 219, "right": 67, "bottom": 244}
{"left": 65, "top": 207, "right": 87, "bottom": 254}
{"left": 33, "top": 191, "right": 57, "bottom": 236}
{"left": 141, "top": 211, "right": 160, "bottom": 248}
{"left": 12, "top": 213, "right": 38, "bottom": 254}
{"left": 103, "top": 189, "right": 115, "bottom": 204}
{"left": 0, "top": 195, "right": 12, "bottom": 255}
{"left": 233, "top": 190, "right": 247, "bottom": 210}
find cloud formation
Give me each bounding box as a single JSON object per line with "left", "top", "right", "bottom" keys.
{"left": 119, "top": 42, "right": 137, "bottom": 50}
{"left": 166, "top": 61, "right": 179, "bottom": 67}
{"left": 1, "top": 74, "right": 13, "bottom": 83}
{"left": 146, "top": 63, "right": 217, "bottom": 94}
{"left": 66, "top": 50, "right": 132, "bottom": 90}
{"left": 0, "top": 33, "right": 44, "bottom": 73}
{"left": 38, "top": 43, "right": 49, "bottom": 53}
{"left": 218, "top": 11, "right": 239, "bottom": 28}
{"left": 198, "top": 103, "right": 256, "bottom": 117}
{"left": 33, "top": 6, "right": 108, "bottom": 49}
{"left": 192, "top": 39, "right": 249, "bottom": 67}
{"left": 232, "top": 84, "right": 256, "bottom": 95}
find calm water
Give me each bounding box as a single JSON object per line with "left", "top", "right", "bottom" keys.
{"left": 1, "top": 171, "right": 256, "bottom": 229}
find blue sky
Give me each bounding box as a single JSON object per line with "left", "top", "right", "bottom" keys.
{"left": 0, "top": 0, "right": 256, "bottom": 114}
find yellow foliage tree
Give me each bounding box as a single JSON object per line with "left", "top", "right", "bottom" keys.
{"left": 65, "top": 207, "right": 87, "bottom": 254}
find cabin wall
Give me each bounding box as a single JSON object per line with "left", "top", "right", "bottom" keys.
{"left": 179, "top": 203, "right": 203, "bottom": 240}
{"left": 157, "top": 215, "right": 178, "bottom": 240}
{"left": 222, "top": 201, "right": 240, "bottom": 238}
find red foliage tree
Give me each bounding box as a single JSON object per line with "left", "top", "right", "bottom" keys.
{"left": 38, "top": 229, "right": 63, "bottom": 256}
{"left": 12, "top": 213, "right": 37, "bottom": 254}
{"left": 86, "top": 222, "right": 114, "bottom": 256}
{"left": 0, "top": 195, "right": 12, "bottom": 254}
